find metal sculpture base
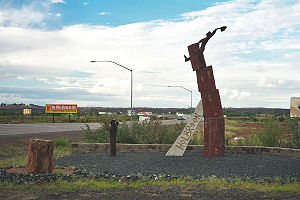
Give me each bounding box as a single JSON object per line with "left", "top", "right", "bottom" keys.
{"left": 197, "top": 65, "right": 225, "bottom": 157}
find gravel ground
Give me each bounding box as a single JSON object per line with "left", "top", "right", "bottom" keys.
{"left": 55, "top": 152, "right": 300, "bottom": 179}
{"left": 2, "top": 185, "right": 300, "bottom": 200}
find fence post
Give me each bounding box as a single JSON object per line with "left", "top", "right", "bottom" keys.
{"left": 110, "top": 120, "right": 119, "bottom": 156}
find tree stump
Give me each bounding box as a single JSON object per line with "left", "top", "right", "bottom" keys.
{"left": 26, "top": 139, "right": 54, "bottom": 174}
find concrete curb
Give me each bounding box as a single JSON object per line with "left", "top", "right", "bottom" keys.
{"left": 71, "top": 143, "right": 300, "bottom": 159}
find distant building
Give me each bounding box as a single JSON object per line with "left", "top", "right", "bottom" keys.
{"left": 290, "top": 97, "right": 300, "bottom": 117}
{"left": 98, "top": 112, "right": 113, "bottom": 115}
{"left": 137, "top": 112, "right": 152, "bottom": 122}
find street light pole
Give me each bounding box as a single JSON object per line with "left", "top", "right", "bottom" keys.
{"left": 90, "top": 60, "right": 133, "bottom": 127}
{"left": 168, "top": 86, "right": 193, "bottom": 114}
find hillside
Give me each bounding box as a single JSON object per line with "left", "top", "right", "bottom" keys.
{"left": 0, "top": 104, "right": 290, "bottom": 116}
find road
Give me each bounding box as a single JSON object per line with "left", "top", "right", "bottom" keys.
{"left": 0, "top": 120, "right": 186, "bottom": 136}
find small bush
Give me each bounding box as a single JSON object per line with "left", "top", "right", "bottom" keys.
{"left": 189, "top": 130, "right": 204, "bottom": 145}
{"left": 256, "top": 118, "right": 281, "bottom": 147}
{"left": 83, "top": 119, "right": 203, "bottom": 145}
{"left": 54, "top": 138, "right": 70, "bottom": 148}
{"left": 285, "top": 117, "right": 300, "bottom": 148}
{"left": 236, "top": 117, "right": 300, "bottom": 148}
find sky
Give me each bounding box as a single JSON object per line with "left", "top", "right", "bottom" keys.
{"left": 0, "top": 0, "right": 299, "bottom": 109}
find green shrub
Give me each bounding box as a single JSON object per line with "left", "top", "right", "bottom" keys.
{"left": 83, "top": 116, "right": 113, "bottom": 143}
{"left": 54, "top": 138, "right": 70, "bottom": 148}
{"left": 236, "top": 117, "right": 295, "bottom": 148}
{"left": 84, "top": 119, "right": 197, "bottom": 144}
{"left": 189, "top": 130, "right": 204, "bottom": 145}
{"left": 285, "top": 117, "right": 300, "bottom": 148}
{"left": 256, "top": 118, "right": 281, "bottom": 147}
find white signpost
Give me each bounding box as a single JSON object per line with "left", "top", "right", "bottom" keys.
{"left": 166, "top": 100, "right": 204, "bottom": 156}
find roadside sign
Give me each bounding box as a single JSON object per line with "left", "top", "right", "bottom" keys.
{"left": 137, "top": 112, "right": 152, "bottom": 116}
{"left": 23, "top": 109, "right": 32, "bottom": 115}
{"left": 127, "top": 110, "right": 136, "bottom": 116}
{"left": 45, "top": 104, "right": 77, "bottom": 114}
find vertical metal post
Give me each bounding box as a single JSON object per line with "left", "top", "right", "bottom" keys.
{"left": 52, "top": 114, "right": 54, "bottom": 123}
{"left": 90, "top": 60, "right": 133, "bottom": 128}
{"left": 168, "top": 86, "right": 192, "bottom": 115}
{"left": 110, "top": 120, "right": 119, "bottom": 156}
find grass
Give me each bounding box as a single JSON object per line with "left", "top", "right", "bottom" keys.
{"left": 1, "top": 177, "right": 300, "bottom": 193}
{"left": 0, "top": 156, "right": 27, "bottom": 168}
{"left": 0, "top": 139, "right": 71, "bottom": 168}
{"left": 0, "top": 145, "right": 23, "bottom": 157}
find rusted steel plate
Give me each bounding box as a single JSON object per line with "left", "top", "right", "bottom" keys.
{"left": 201, "top": 89, "right": 223, "bottom": 118}
{"left": 188, "top": 43, "right": 206, "bottom": 71}
{"left": 204, "top": 117, "right": 225, "bottom": 157}
{"left": 196, "top": 66, "right": 216, "bottom": 92}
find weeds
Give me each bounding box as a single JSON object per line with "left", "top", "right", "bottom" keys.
{"left": 0, "top": 145, "right": 21, "bottom": 156}
{"left": 84, "top": 119, "right": 199, "bottom": 144}
{"left": 54, "top": 138, "right": 70, "bottom": 148}
{"left": 234, "top": 117, "right": 300, "bottom": 148}
{"left": 0, "top": 155, "right": 27, "bottom": 168}
{"left": 285, "top": 117, "right": 300, "bottom": 148}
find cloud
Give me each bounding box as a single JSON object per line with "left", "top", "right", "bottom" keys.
{"left": 222, "top": 89, "right": 251, "bottom": 101}
{"left": 0, "top": 2, "right": 47, "bottom": 28}
{"left": 0, "top": 0, "right": 300, "bottom": 108}
{"left": 83, "top": 2, "right": 88, "bottom": 6}
{"left": 55, "top": 13, "right": 62, "bottom": 17}
{"left": 0, "top": 86, "right": 118, "bottom": 104}
{"left": 50, "top": 0, "right": 66, "bottom": 4}
{"left": 98, "top": 12, "right": 110, "bottom": 16}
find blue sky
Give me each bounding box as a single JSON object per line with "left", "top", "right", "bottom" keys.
{"left": 51, "top": 0, "right": 229, "bottom": 27}
{"left": 0, "top": 0, "right": 300, "bottom": 108}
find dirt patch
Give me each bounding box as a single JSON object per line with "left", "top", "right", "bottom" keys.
{"left": 1, "top": 185, "right": 300, "bottom": 200}
{"left": 5, "top": 167, "right": 74, "bottom": 175}
{"left": 0, "top": 120, "right": 22, "bottom": 124}
{"left": 233, "top": 122, "right": 264, "bottom": 137}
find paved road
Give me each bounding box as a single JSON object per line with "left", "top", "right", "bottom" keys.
{"left": 0, "top": 123, "right": 101, "bottom": 136}
{"left": 0, "top": 120, "right": 186, "bottom": 136}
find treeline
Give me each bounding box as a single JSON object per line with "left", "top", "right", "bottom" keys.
{"left": 0, "top": 103, "right": 290, "bottom": 116}
{"left": 223, "top": 108, "right": 289, "bottom": 116}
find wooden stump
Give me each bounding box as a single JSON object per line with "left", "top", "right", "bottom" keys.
{"left": 26, "top": 139, "right": 54, "bottom": 174}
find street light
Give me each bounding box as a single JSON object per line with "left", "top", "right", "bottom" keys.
{"left": 90, "top": 60, "right": 133, "bottom": 126}
{"left": 168, "top": 86, "right": 193, "bottom": 114}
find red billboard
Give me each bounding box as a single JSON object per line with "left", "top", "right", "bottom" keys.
{"left": 45, "top": 104, "right": 77, "bottom": 114}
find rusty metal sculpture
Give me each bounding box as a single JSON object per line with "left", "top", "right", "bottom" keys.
{"left": 185, "top": 26, "right": 227, "bottom": 157}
